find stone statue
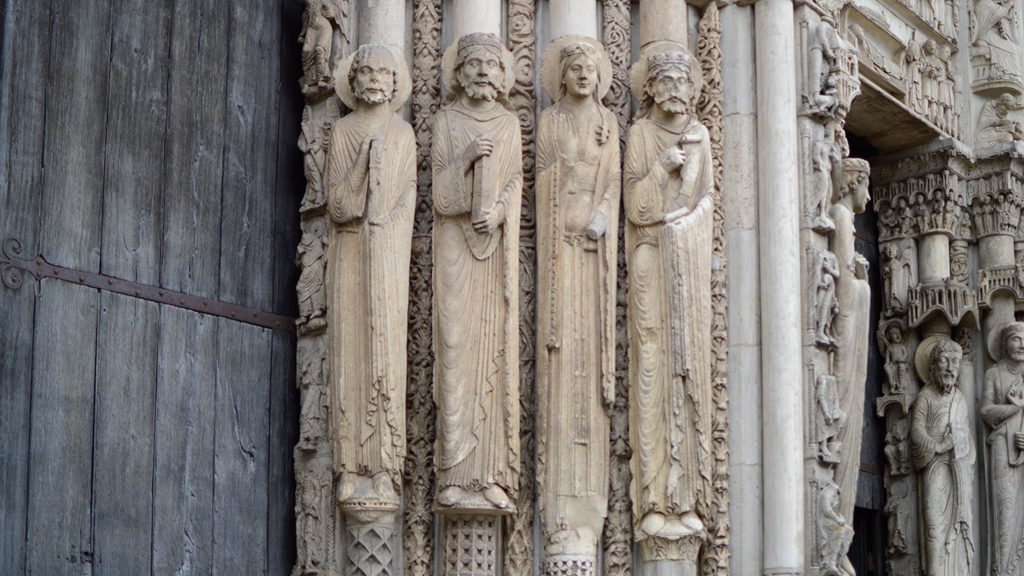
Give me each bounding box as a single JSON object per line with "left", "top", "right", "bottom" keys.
{"left": 981, "top": 322, "right": 1024, "bottom": 575}
{"left": 325, "top": 44, "right": 416, "bottom": 514}
{"left": 879, "top": 321, "right": 912, "bottom": 395}
{"left": 911, "top": 337, "right": 974, "bottom": 575}
{"left": 299, "top": 0, "right": 340, "bottom": 93}
{"left": 977, "top": 93, "right": 1024, "bottom": 147}
{"left": 818, "top": 481, "right": 854, "bottom": 576}
{"left": 625, "top": 41, "right": 714, "bottom": 560}
{"left": 296, "top": 219, "right": 327, "bottom": 333}
{"left": 432, "top": 33, "right": 522, "bottom": 513}
{"left": 972, "top": 0, "right": 1021, "bottom": 80}
{"left": 812, "top": 250, "right": 839, "bottom": 348}
{"left": 884, "top": 417, "right": 911, "bottom": 476}
{"left": 535, "top": 36, "right": 619, "bottom": 572}
{"left": 829, "top": 158, "right": 871, "bottom": 574}
{"left": 809, "top": 134, "right": 839, "bottom": 233}
{"left": 299, "top": 100, "right": 341, "bottom": 212}
{"left": 882, "top": 243, "right": 914, "bottom": 316}
{"left": 815, "top": 374, "right": 845, "bottom": 464}
{"left": 905, "top": 39, "right": 925, "bottom": 113}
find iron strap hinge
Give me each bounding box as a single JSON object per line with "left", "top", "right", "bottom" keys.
{"left": 1, "top": 236, "right": 296, "bottom": 333}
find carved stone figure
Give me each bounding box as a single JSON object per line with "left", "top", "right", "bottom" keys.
{"left": 977, "top": 93, "right": 1024, "bottom": 147}
{"left": 880, "top": 321, "right": 913, "bottom": 395}
{"left": 325, "top": 44, "right": 416, "bottom": 514}
{"left": 809, "top": 135, "right": 839, "bottom": 232}
{"left": 807, "top": 21, "right": 841, "bottom": 115}
{"left": 905, "top": 39, "right": 925, "bottom": 112}
{"left": 882, "top": 243, "right": 914, "bottom": 316}
{"left": 295, "top": 458, "right": 334, "bottom": 575}
{"left": 535, "top": 36, "right": 619, "bottom": 573}
{"left": 829, "top": 158, "right": 872, "bottom": 567}
{"left": 815, "top": 374, "right": 845, "bottom": 464}
{"left": 817, "top": 481, "right": 854, "bottom": 576}
{"left": 299, "top": 100, "right": 341, "bottom": 212}
{"left": 937, "top": 45, "right": 958, "bottom": 134}
{"left": 297, "top": 338, "right": 328, "bottom": 451}
{"left": 812, "top": 250, "right": 840, "bottom": 348}
{"left": 432, "top": 33, "right": 522, "bottom": 513}
{"left": 981, "top": 322, "right": 1024, "bottom": 575}
{"left": 885, "top": 479, "right": 911, "bottom": 555}
{"left": 884, "top": 417, "right": 911, "bottom": 476}
{"left": 296, "top": 219, "right": 328, "bottom": 333}
{"left": 972, "top": 0, "right": 1021, "bottom": 80}
{"left": 299, "top": 0, "right": 340, "bottom": 93}
{"left": 625, "top": 42, "right": 713, "bottom": 560}
{"left": 911, "top": 338, "right": 974, "bottom": 576}
{"left": 922, "top": 40, "right": 942, "bottom": 120}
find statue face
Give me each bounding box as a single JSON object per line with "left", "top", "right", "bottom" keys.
{"left": 457, "top": 47, "right": 502, "bottom": 102}
{"left": 648, "top": 65, "right": 690, "bottom": 115}
{"left": 930, "top": 350, "right": 961, "bottom": 393}
{"left": 561, "top": 54, "right": 598, "bottom": 99}
{"left": 1004, "top": 330, "right": 1024, "bottom": 362}
{"left": 847, "top": 169, "right": 870, "bottom": 213}
{"left": 352, "top": 63, "right": 395, "bottom": 104}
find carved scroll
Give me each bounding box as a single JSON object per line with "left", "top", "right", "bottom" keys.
{"left": 405, "top": 1, "right": 442, "bottom": 575}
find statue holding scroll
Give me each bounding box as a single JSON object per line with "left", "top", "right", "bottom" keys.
{"left": 432, "top": 33, "right": 522, "bottom": 513}
{"left": 535, "top": 36, "right": 619, "bottom": 569}
{"left": 325, "top": 44, "right": 416, "bottom": 513}
{"left": 624, "top": 42, "right": 714, "bottom": 556}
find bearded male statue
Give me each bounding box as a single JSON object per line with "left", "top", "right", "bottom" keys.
{"left": 432, "top": 32, "right": 523, "bottom": 514}
{"left": 325, "top": 44, "right": 416, "bottom": 515}
{"left": 624, "top": 42, "right": 714, "bottom": 565}
{"left": 911, "top": 337, "right": 974, "bottom": 576}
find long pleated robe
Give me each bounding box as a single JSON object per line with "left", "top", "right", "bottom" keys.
{"left": 325, "top": 112, "right": 416, "bottom": 485}
{"left": 624, "top": 116, "right": 714, "bottom": 532}
{"left": 432, "top": 100, "right": 522, "bottom": 497}
{"left": 535, "top": 102, "right": 620, "bottom": 534}
{"left": 981, "top": 363, "right": 1024, "bottom": 575}
{"left": 911, "top": 384, "right": 975, "bottom": 576}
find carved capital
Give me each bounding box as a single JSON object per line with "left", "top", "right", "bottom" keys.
{"left": 968, "top": 172, "right": 1024, "bottom": 238}
{"left": 638, "top": 533, "right": 703, "bottom": 563}
{"left": 874, "top": 151, "right": 970, "bottom": 241}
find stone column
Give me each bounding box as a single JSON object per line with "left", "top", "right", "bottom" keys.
{"left": 639, "top": 0, "right": 687, "bottom": 47}
{"left": 721, "top": 2, "right": 762, "bottom": 574}
{"left": 357, "top": 0, "right": 405, "bottom": 47}
{"left": 755, "top": 0, "right": 804, "bottom": 574}
{"left": 549, "top": 0, "right": 598, "bottom": 38}
{"left": 453, "top": 0, "right": 501, "bottom": 37}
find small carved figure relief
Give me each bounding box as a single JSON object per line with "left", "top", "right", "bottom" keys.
{"left": 296, "top": 219, "right": 328, "bottom": 334}
{"left": 625, "top": 42, "right": 714, "bottom": 558}
{"left": 815, "top": 374, "right": 846, "bottom": 464}
{"left": 881, "top": 243, "right": 914, "bottom": 316}
{"left": 905, "top": 39, "right": 925, "bottom": 113}
{"left": 884, "top": 417, "right": 911, "bottom": 476}
{"left": 972, "top": 0, "right": 1022, "bottom": 81}
{"left": 911, "top": 337, "right": 974, "bottom": 575}
{"left": 885, "top": 479, "right": 911, "bottom": 555}
{"left": 981, "top": 322, "right": 1024, "bottom": 575}
{"left": 295, "top": 460, "right": 334, "bottom": 573}
{"left": 325, "top": 44, "right": 416, "bottom": 515}
{"left": 937, "top": 45, "right": 959, "bottom": 136}
{"left": 299, "top": 0, "right": 341, "bottom": 95}
{"left": 879, "top": 321, "right": 913, "bottom": 395}
{"left": 811, "top": 250, "right": 840, "bottom": 348}
{"left": 297, "top": 338, "right": 328, "bottom": 451}
{"left": 299, "top": 99, "right": 342, "bottom": 212}
{"left": 950, "top": 239, "right": 969, "bottom": 285}
{"left": 535, "top": 36, "right": 620, "bottom": 572}
{"left": 807, "top": 21, "right": 843, "bottom": 116}
{"left": 817, "top": 481, "right": 854, "bottom": 576}
{"left": 977, "top": 93, "right": 1024, "bottom": 147}
{"left": 829, "top": 158, "right": 872, "bottom": 553}
{"left": 922, "top": 40, "right": 942, "bottom": 120}
{"left": 809, "top": 134, "right": 839, "bottom": 233}
{"left": 432, "top": 33, "right": 522, "bottom": 514}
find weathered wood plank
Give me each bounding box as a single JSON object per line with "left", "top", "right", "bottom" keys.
{"left": 217, "top": 0, "right": 281, "bottom": 311}
{"left": 25, "top": 282, "right": 100, "bottom": 575}
{"left": 26, "top": 1, "right": 112, "bottom": 573}
{"left": 213, "top": 320, "right": 272, "bottom": 575}
{"left": 0, "top": 0, "right": 51, "bottom": 572}
{"left": 152, "top": 306, "right": 217, "bottom": 576}
{"left": 152, "top": 0, "right": 229, "bottom": 572}
{"left": 267, "top": 331, "right": 298, "bottom": 575}
{"left": 92, "top": 292, "right": 160, "bottom": 574}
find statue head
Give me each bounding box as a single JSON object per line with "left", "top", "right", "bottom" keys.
{"left": 559, "top": 42, "right": 602, "bottom": 101}
{"left": 348, "top": 45, "right": 399, "bottom": 105}
{"left": 643, "top": 50, "right": 696, "bottom": 115}
{"left": 928, "top": 339, "right": 963, "bottom": 394}
{"left": 836, "top": 158, "right": 871, "bottom": 213}
{"left": 1001, "top": 322, "right": 1024, "bottom": 363}
{"left": 453, "top": 33, "right": 510, "bottom": 102}
{"left": 885, "top": 323, "right": 903, "bottom": 343}
{"left": 923, "top": 39, "right": 937, "bottom": 55}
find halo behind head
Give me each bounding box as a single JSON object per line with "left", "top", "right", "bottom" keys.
{"left": 987, "top": 321, "right": 1024, "bottom": 361}
{"left": 915, "top": 336, "right": 963, "bottom": 387}
{"left": 441, "top": 33, "right": 516, "bottom": 98}
{"left": 540, "top": 36, "right": 613, "bottom": 102}
{"left": 334, "top": 44, "right": 412, "bottom": 111}
{"left": 629, "top": 41, "right": 703, "bottom": 106}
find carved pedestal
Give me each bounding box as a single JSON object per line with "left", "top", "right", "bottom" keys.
{"left": 443, "top": 516, "right": 500, "bottom": 576}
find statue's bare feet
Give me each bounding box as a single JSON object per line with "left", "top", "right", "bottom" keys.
{"left": 373, "top": 472, "right": 395, "bottom": 499}
{"left": 437, "top": 486, "right": 461, "bottom": 507}
{"left": 680, "top": 511, "right": 704, "bottom": 533}
{"left": 336, "top": 473, "right": 355, "bottom": 504}
{"left": 639, "top": 512, "right": 666, "bottom": 537}
{"left": 482, "top": 485, "right": 510, "bottom": 509}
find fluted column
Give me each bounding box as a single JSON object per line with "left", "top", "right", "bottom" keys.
{"left": 755, "top": 0, "right": 803, "bottom": 574}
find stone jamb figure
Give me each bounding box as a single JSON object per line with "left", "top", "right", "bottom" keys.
{"left": 296, "top": 219, "right": 327, "bottom": 333}
{"left": 299, "top": 0, "right": 338, "bottom": 92}
{"left": 812, "top": 250, "right": 840, "bottom": 348}
{"left": 911, "top": 337, "right": 974, "bottom": 575}
{"left": 982, "top": 322, "right": 1024, "bottom": 576}
{"left": 879, "top": 319, "right": 912, "bottom": 395}
{"left": 325, "top": 44, "right": 416, "bottom": 516}
{"left": 432, "top": 32, "right": 523, "bottom": 514}
{"left": 535, "top": 35, "right": 620, "bottom": 573}
{"left": 624, "top": 41, "right": 715, "bottom": 563}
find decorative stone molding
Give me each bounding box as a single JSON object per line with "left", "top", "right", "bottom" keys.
{"left": 873, "top": 151, "right": 970, "bottom": 241}
{"left": 977, "top": 265, "right": 1024, "bottom": 307}
{"left": 907, "top": 280, "right": 980, "bottom": 328}
{"left": 968, "top": 170, "right": 1024, "bottom": 239}
{"left": 444, "top": 516, "right": 499, "bottom": 576}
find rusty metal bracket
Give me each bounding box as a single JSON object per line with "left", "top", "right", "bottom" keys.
{"left": 2, "top": 236, "right": 296, "bottom": 332}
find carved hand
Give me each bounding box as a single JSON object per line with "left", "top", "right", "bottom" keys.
{"left": 472, "top": 207, "right": 501, "bottom": 235}
{"left": 658, "top": 146, "right": 686, "bottom": 173}
{"left": 1009, "top": 387, "right": 1024, "bottom": 408}
{"left": 586, "top": 212, "right": 608, "bottom": 240}
{"left": 1015, "top": 432, "right": 1024, "bottom": 450}
{"left": 467, "top": 135, "right": 494, "bottom": 163}
{"left": 937, "top": 436, "right": 954, "bottom": 454}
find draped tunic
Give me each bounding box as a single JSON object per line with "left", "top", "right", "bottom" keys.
{"left": 624, "top": 116, "right": 714, "bottom": 530}
{"left": 982, "top": 363, "right": 1024, "bottom": 575}
{"left": 432, "top": 100, "right": 522, "bottom": 495}
{"left": 325, "top": 112, "right": 416, "bottom": 484}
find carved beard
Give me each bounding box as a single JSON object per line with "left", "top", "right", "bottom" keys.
{"left": 461, "top": 78, "right": 500, "bottom": 102}
{"left": 355, "top": 84, "right": 391, "bottom": 104}
{"left": 934, "top": 370, "right": 957, "bottom": 393}
{"left": 655, "top": 93, "right": 689, "bottom": 115}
